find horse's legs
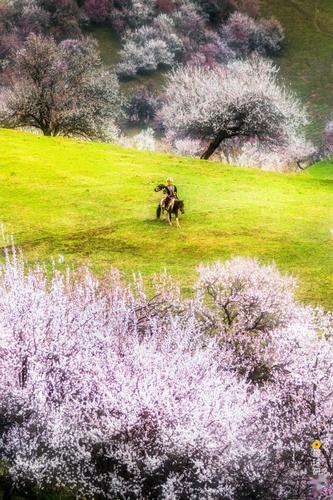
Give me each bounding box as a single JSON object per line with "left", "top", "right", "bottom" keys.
{"left": 175, "top": 210, "right": 181, "bottom": 228}
{"left": 168, "top": 211, "right": 172, "bottom": 226}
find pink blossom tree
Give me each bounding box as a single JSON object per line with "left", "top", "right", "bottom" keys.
{"left": 0, "top": 246, "right": 333, "bottom": 497}
{"left": 221, "top": 12, "right": 284, "bottom": 57}
{"left": 0, "top": 34, "right": 123, "bottom": 139}
{"left": 0, "top": 248, "right": 264, "bottom": 498}
{"left": 82, "top": 0, "right": 114, "bottom": 23}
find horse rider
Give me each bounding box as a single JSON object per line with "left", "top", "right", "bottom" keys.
{"left": 161, "top": 177, "right": 178, "bottom": 211}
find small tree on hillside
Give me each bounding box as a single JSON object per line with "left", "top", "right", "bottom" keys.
{"left": 0, "top": 34, "right": 123, "bottom": 139}
{"left": 159, "top": 57, "right": 307, "bottom": 160}
{"left": 221, "top": 12, "right": 284, "bottom": 57}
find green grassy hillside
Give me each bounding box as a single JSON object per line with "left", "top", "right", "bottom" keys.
{"left": 262, "top": 0, "right": 333, "bottom": 141}
{"left": 0, "top": 129, "right": 333, "bottom": 308}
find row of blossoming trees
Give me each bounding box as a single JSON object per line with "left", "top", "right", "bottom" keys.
{"left": 0, "top": 0, "right": 281, "bottom": 79}
{"left": 0, "top": 0, "right": 326, "bottom": 169}
{"left": 0, "top": 31, "right": 315, "bottom": 169}
{"left": 0, "top": 243, "right": 333, "bottom": 498}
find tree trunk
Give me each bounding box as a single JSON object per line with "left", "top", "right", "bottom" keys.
{"left": 41, "top": 125, "right": 52, "bottom": 136}
{"left": 2, "top": 479, "right": 14, "bottom": 500}
{"left": 201, "top": 130, "right": 234, "bottom": 160}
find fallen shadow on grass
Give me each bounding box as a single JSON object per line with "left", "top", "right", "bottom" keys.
{"left": 0, "top": 225, "right": 136, "bottom": 255}
{"left": 0, "top": 217, "right": 184, "bottom": 257}
{"left": 143, "top": 218, "right": 173, "bottom": 225}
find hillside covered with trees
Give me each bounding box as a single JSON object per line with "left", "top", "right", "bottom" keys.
{"left": 1, "top": 0, "right": 331, "bottom": 170}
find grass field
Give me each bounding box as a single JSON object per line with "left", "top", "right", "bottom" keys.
{"left": 0, "top": 129, "right": 332, "bottom": 308}
{"left": 262, "top": 0, "right": 333, "bottom": 141}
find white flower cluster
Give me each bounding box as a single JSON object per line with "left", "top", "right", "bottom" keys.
{"left": 117, "top": 128, "right": 156, "bottom": 151}
{"left": 0, "top": 248, "right": 333, "bottom": 498}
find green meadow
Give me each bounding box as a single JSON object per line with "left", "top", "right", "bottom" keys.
{"left": 0, "top": 129, "right": 332, "bottom": 308}
{"left": 262, "top": 0, "right": 333, "bottom": 141}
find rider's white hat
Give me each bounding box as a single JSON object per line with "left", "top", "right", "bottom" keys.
{"left": 166, "top": 177, "right": 174, "bottom": 183}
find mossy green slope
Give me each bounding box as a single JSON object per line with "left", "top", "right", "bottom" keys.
{"left": 0, "top": 129, "right": 332, "bottom": 307}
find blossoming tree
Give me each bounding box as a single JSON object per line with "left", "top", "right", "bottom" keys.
{"left": 0, "top": 246, "right": 333, "bottom": 498}
{"left": 0, "top": 34, "right": 123, "bottom": 140}
{"left": 160, "top": 57, "right": 307, "bottom": 160}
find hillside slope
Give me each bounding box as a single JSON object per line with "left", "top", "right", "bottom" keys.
{"left": 0, "top": 129, "right": 332, "bottom": 307}
{"left": 87, "top": 1, "right": 333, "bottom": 142}
{"left": 262, "top": 0, "right": 333, "bottom": 141}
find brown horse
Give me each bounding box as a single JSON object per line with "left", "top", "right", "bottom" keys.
{"left": 154, "top": 184, "right": 185, "bottom": 227}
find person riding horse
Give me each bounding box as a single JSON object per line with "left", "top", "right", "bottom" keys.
{"left": 155, "top": 178, "right": 184, "bottom": 227}
{"left": 160, "top": 177, "right": 178, "bottom": 211}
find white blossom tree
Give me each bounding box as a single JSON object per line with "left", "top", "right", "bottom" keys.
{"left": 117, "top": 16, "right": 183, "bottom": 78}
{"left": 0, "top": 34, "right": 123, "bottom": 139}
{"left": 160, "top": 57, "right": 307, "bottom": 160}
{"left": 218, "top": 133, "right": 316, "bottom": 171}
{"left": 133, "top": 127, "right": 156, "bottom": 151}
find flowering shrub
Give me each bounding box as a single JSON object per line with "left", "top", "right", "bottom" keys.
{"left": 117, "top": 17, "right": 183, "bottom": 77}
{"left": 133, "top": 128, "right": 156, "bottom": 151}
{"left": 0, "top": 0, "right": 82, "bottom": 76}
{"left": 172, "top": 138, "right": 204, "bottom": 157}
{"left": 221, "top": 12, "right": 284, "bottom": 58}
{"left": 1, "top": 0, "right": 81, "bottom": 41}
{"left": 219, "top": 134, "right": 316, "bottom": 172}
{"left": 1, "top": 247, "right": 333, "bottom": 498}
{"left": 0, "top": 249, "right": 261, "bottom": 498}
{"left": 82, "top": 0, "right": 114, "bottom": 24}
{"left": 0, "top": 0, "right": 285, "bottom": 106}
{"left": 115, "top": 1, "right": 284, "bottom": 78}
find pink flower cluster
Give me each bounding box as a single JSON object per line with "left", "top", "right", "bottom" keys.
{"left": 0, "top": 247, "right": 333, "bottom": 498}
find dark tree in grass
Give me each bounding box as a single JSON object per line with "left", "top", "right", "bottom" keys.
{"left": 0, "top": 34, "right": 123, "bottom": 139}
{"left": 160, "top": 57, "right": 307, "bottom": 160}
{"left": 192, "top": 0, "right": 235, "bottom": 22}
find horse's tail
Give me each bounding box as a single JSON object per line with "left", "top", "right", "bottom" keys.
{"left": 156, "top": 205, "right": 162, "bottom": 219}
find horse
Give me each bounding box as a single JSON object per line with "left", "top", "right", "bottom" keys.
{"left": 154, "top": 184, "right": 185, "bottom": 228}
